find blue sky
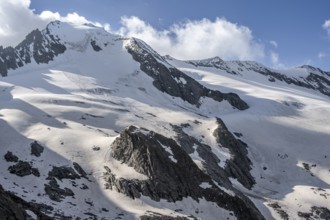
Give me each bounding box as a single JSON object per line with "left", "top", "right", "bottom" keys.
{"left": 1, "top": 0, "right": 330, "bottom": 70}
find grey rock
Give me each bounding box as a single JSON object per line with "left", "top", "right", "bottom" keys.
{"left": 140, "top": 211, "right": 193, "bottom": 220}
{"left": 126, "top": 38, "right": 249, "bottom": 110}
{"left": 30, "top": 141, "right": 44, "bottom": 157}
{"left": 8, "top": 161, "right": 40, "bottom": 177}
{"left": 186, "top": 56, "right": 238, "bottom": 75}
{"left": 91, "top": 39, "right": 102, "bottom": 51}
{"left": 47, "top": 165, "right": 81, "bottom": 181}
{"left": 0, "top": 22, "right": 66, "bottom": 77}
{"left": 171, "top": 123, "right": 232, "bottom": 188}
{"left": 311, "top": 206, "right": 330, "bottom": 219}
{"left": 73, "top": 162, "right": 88, "bottom": 178}
{"left": 213, "top": 118, "right": 255, "bottom": 189}
{"left": 0, "top": 184, "right": 52, "bottom": 219}
{"left": 4, "top": 151, "right": 19, "bottom": 162}
{"left": 298, "top": 206, "right": 330, "bottom": 220}
{"left": 105, "top": 126, "right": 264, "bottom": 220}
{"left": 172, "top": 123, "right": 261, "bottom": 219}
{"left": 44, "top": 177, "right": 75, "bottom": 202}
{"left": 268, "top": 203, "right": 289, "bottom": 220}
{"left": 109, "top": 126, "right": 210, "bottom": 201}
{"left": 44, "top": 164, "right": 84, "bottom": 201}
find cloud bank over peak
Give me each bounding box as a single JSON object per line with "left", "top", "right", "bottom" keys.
{"left": 0, "top": 0, "right": 110, "bottom": 47}
{"left": 0, "top": 0, "right": 282, "bottom": 65}
{"left": 118, "top": 16, "right": 265, "bottom": 61}
{"left": 0, "top": 0, "right": 265, "bottom": 62}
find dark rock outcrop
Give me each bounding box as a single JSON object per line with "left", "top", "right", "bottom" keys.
{"left": 104, "top": 126, "right": 264, "bottom": 220}
{"left": 47, "top": 166, "right": 81, "bottom": 181}
{"left": 44, "top": 163, "right": 86, "bottom": 201}
{"left": 298, "top": 206, "right": 330, "bottom": 220}
{"left": 8, "top": 161, "right": 40, "bottom": 177}
{"left": 213, "top": 118, "right": 255, "bottom": 189}
{"left": 171, "top": 123, "right": 233, "bottom": 188}
{"left": 0, "top": 23, "right": 66, "bottom": 76}
{"left": 172, "top": 119, "right": 255, "bottom": 190}
{"left": 30, "top": 141, "right": 44, "bottom": 157}
{"left": 91, "top": 39, "right": 102, "bottom": 51}
{"left": 188, "top": 58, "right": 330, "bottom": 98}
{"left": 140, "top": 211, "right": 194, "bottom": 220}
{"left": 44, "top": 177, "right": 75, "bottom": 202}
{"left": 171, "top": 122, "right": 259, "bottom": 218}
{"left": 73, "top": 162, "right": 88, "bottom": 178}
{"left": 126, "top": 38, "right": 249, "bottom": 110}
{"left": 0, "top": 184, "right": 52, "bottom": 220}
{"left": 186, "top": 56, "right": 239, "bottom": 75}
{"left": 4, "top": 151, "right": 19, "bottom": 162}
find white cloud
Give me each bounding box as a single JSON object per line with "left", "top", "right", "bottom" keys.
{"left": 0, "top": 0, "right": 45, "bottom": 47}
{"left": 269, "top": 51, "right": 285, "bottom": 69}
{"left": 0, "top": 1, "right": 270, "bottom": 64}
{"left": 118, "top": 16, "right": 265, "bottom": 61}
{"left": 318, "top": 52, "right": 326, "bottom": 59}
{"left": 270, "top": 51, "right": 279, "bottom": 65}
{"left": 269, "top": 40, "right": 278, "bottom": 48}
{"left": 323, "top": 19, "right": 330, "bottom": 36}
{"left": 39, "top": 11, "right": 110, "bottom": 31}
{"left": 0, "top": 0, "right": 110, "bottom": 47}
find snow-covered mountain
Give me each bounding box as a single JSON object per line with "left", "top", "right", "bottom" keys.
{"left": 0, "top": 21, "right": 329, "bottom": 220}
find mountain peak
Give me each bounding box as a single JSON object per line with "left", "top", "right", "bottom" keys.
{"left": 0, "top": 21, "right": 122, "bottom": 76}
{"left": 46, "top": 20, "right": 104, "bottom": 31}
{"left": 296, "top": 64, "right": 324, "bottom": 73}
{"left": 45, "top": 20, "right": 116, "bottom": 44}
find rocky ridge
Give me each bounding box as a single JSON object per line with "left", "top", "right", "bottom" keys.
{"left": 0, "top": 22, "right": 66, "bottom": 76}
{"left": 104, "top": 125, "right": 264, "bottom": 220}
{"left": 126, "top": 39, "right": 249, "bottom": 110}
{"left": 183, "top": 57, "right": 330, "bottom": 97}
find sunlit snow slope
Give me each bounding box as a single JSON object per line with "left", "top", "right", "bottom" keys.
{"left": 167, "top": 56, "right": 330, "bottom": 219}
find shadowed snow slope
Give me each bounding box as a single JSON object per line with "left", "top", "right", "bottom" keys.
{"left": 0, "top": 21, "right": 329, "bottom": 219}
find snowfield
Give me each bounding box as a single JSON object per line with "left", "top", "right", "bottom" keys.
{"left": 167, "top": 57, "right": 330, "bottom": 219}
{"left": 0, "top": 22, "right": 329, "bottom": 219}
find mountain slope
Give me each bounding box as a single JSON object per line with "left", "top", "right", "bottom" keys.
{"left": 168, "top": 55, "right": 330, "bottom": 98}
{"left": 0, "top": 21, "right": 329, "bottom": 219}
{"left": 166, "top": 56, "right": 330, "bottom": 219}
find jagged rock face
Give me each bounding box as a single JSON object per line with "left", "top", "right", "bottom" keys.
{"left": 0, "top": 184, "right": 52, "bottom": 220}
{"left": 44, "top": 164, "right": 88, "bottom": 202}
{"left": 109, "top": 126, "right": 211, "bottom": 202}
{"left": 0, "top": 26, "right": 66, "bottom": 76}
{"left": 8, "top": 160, "right": 40, "bottom": 177}
{"left": 255, "top": 66, "right": 330, "bottom": 97}
{"left": 305, "top": 72, "right": 330, "bottom": 96}
{"left": 186, "top": 56, "right": 239, "bottom": 75}
{"left": 213, "top": 118, "right": 255, "bottom": 189}
{"left": 44, "top": 177, "right": 75, "bottom": 202}
{"left": 47, "top": 166, "right": 81, "bottom": 181}
{"left": 172, "top": 120, "right": 255, "bottom": 190}
{"left": 187, "top": 57, "right": 330, "bottom": 98}
{"left": 172, "top": 123, "right": 231, "bottom": 188}
{"left": 126, "top": 38, "right": 249, "bottom": 110}
{"left": 298, "top": 206, "right": 330, "bottom": 219}
{"left": 105, "top": 126, "right": 264, "bottom": 220}
{"left": 187, "top": 56, "right": 226, "bottom": 68}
